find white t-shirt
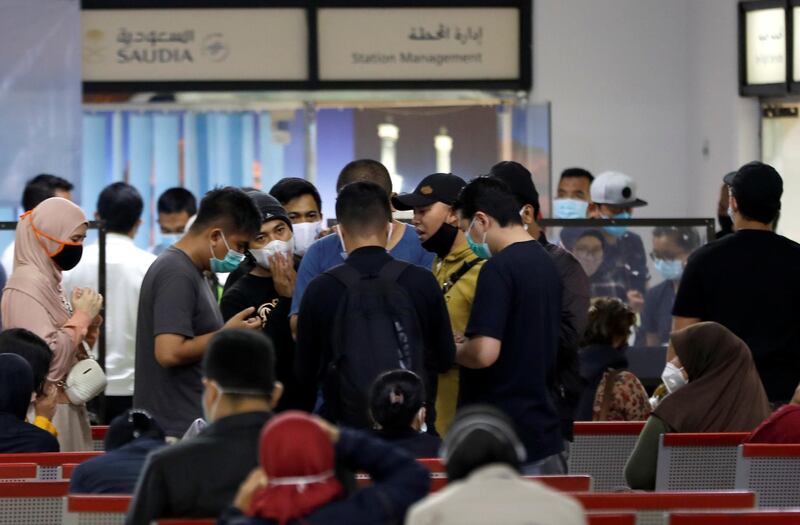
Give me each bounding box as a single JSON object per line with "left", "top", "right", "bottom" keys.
{"left": 1, "top": 241, "right": 15, "bottom": 277}
{"left": 62, "top": 233, "right": 156, "bottom": 397}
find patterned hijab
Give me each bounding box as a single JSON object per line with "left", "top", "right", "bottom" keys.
{"left": 655, "top": 322, "right": 771, "bottom": 432}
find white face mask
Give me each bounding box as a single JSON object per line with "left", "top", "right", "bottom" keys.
{"left": 292, "top": 221, "right": 322, "bottom": 256}
{"left": 661, "top": 362, "right": 688, "bottom": 394}
{"left": 250, "top": 239, "right": 294, "bottom": 269}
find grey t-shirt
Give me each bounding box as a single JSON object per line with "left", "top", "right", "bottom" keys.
{"left": 134, "top": 247, "right": 223, "bottom": 437}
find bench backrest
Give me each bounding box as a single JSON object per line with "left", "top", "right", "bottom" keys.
{"left": 735, "top": 444, "right": 800, "bottom": 508}
{"left": 655, "top": 433, "right": 749, "bottom": 491}
{"left": 64, "top": 495, "right": 130, "bottom": 525}
{"left": 91, "top": 426, "right": 108, "bottom": 452}
{"left": 0, "top": 464, "right": 37, "bottom": 482}
{"left": 0, "top": 453, "right": 102, "bottom": 480}
{"left": 0, "top": 480, "right": 70, "bottom": 524}
{"left": 569, "top": 422, "right": 645, "bottom": 491}
{"left": 587, "top": 514, "right": 636, "bottom": 525}
{"left": 670, "top": 511, "right": 800, "bottom": 524}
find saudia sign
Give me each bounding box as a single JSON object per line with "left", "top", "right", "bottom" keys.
{"left": 82, "top": 9, "right": 307, "bottom": 82}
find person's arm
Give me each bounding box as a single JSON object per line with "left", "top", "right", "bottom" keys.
{"left": 624, "top": 416, "right": 670, "bottom": 490}
{"left": 125, "top": 454, "right": 169, "bottom": 525}
{"left": 2, "top": 290, "right": 93, "bottom": 382}
{"left": 456, "top": 336, "right": 501, "bottom": 369}
{"left": 289, "top": 242, "right": 325, "bottom": 340}
{"left": 626, "top": 234, "right": 650, "bottom": 293}
{"left": 294, "top": 277, "right": 325, "bottom": 386}
{"left": 669, "top": 251, "right": 706, "bottom": 360}
{"left": 559, "top": 253, "right": 591, "bottom": 353}
{"left": 414, "top": 271, "right": 455, "bottom": 373}
{"left": 324, "top": 428, "right": 429, "bottom": 523}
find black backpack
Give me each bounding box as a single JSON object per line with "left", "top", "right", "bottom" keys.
{"left": 322, "top": 260, "right": 426, "bottom": 428}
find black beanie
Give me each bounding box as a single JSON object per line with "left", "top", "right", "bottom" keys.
{"left": 202, "top": 329, "right": 276, "bottom": 395}
{"left": 246, "top": 190, "right": 292, "bottom": 230}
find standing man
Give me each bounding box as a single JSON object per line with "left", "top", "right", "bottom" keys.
{"left": 489, "top": 161, "right": 590, "bottom": 448}
{"left": 589, "top": 171, "right": 650, "bottom": 307}
{"left": 393, "top": 173, "right": 484, "bottom": 435}
{"left": 454, "top": 177, "right": 564, "bottom": 473}
{"left": 269, "top": 177, "right": 324, "bottom": 257}
{"left": 296, "top": 182, "right": 454, "bottom": 431}
{"left": 672, "top": 162, "right": 800, "bottom": 404}
{"left": 553, "top": 168, "right": 594, "bottom": 219}
{"left": 134, "top": 187, "right": 263, "bottom": 440}
{"left": 63, "top": 182, "right": 156, "bottom": 422}
{"left": 151, "top": 188, "right": 197, "bottom": 256}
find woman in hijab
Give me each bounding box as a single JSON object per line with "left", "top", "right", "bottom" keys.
{"left": 0, "top": 353, "right": 59, "bottom": 452}
{"left": 1, "top": 198, "right": 104, "bottom": 451}
{"left": 624, "top": 322, "right": 771, "bottom": 490}
{"left": 220, "top": 411, "right": 429, "bottom": 525}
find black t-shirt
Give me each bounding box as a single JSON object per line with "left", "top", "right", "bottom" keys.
{"left": 462, "top": 240, "right": 563, "bottom": 462}
{"left": 642, "top": 280, "right": 676, "bottom": 346}
{"left": 296, "top": 246, "right": 455, "bottom": 431}
{"left": 673, "top": 230, "right": 800, "bottom": 402}
{"left": 220, "top": 272, "right": 314, "bottom": 412}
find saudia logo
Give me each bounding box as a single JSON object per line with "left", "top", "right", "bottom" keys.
{"left": 109, "top": 28, "right": 229, "bottom": 64}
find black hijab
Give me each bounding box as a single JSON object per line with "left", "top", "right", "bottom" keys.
{"left": 0, "top": 353, "right": 35, "bottom": 420}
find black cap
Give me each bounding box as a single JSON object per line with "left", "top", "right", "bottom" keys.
{"left": 104, "top": 409, "right": 165, "bottom": 451}
{"left": 392, "top": 173, "right": 466, "bottom": 211}
{"left": 723, "top": 162, "right": 783, "bottom": 223}
{"left": 488, "top": 161, "right": 540, "bottom": 211}
{"left": 246, "top": 190, "right": 292, "bottom": 230}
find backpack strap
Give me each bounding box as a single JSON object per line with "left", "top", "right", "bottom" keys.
{"left": 377, "top": 259, "right": 411, "bottom": 283}
{"left": 326, "top": 263, "right": 363, "bottom": 289}
{"left": 442, "top": 258, "right": 482, "bottom": 294}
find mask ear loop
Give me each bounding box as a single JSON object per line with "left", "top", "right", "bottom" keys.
{"left": 23, "top": 210, "right": 83, "bottom": 257}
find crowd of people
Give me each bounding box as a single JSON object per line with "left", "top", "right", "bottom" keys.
{"left": 0, "top": 157, "right": 799, "bottom": 524}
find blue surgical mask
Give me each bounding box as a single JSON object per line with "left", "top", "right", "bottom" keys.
{"left": 209, "top": 232, "right": 245, "bottom": 273}
{"left": 602, "top": 211, "right": 631, "bottom": 238}
{"left": 553, "top": 198, "right": 589, "bottom": 219}
{"left": 654, "top": 258, "right": 684, "bottom": 281}
{"left": 466, "top": 218, "right": 491, "bottom": 259}
{"left": 161, "top": 232, "right": 182, "bottom": 246}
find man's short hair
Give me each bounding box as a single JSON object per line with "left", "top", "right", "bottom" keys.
{"left": 488, "top": 161, "right": 540, "bottom": 218}
{"left": 202, "top": 329, "right": 276, "bottom": 396}
{"left": 0, "top": 328, "right": 53, "bottom": 396}
{"left": 269, "top": 178, "right": 322, "bottom": 211}
{"left": 336, "top": 159, "right": 392, "bottom": 196}
{"left": 335, "top": 181, "right": 392, "bottom": 238}
{"left": 190, "top": 187, "right": 262, "bottom": 237}
{"left": 22, "top": 174, "right": 74, "bottom": 211}
{"left": 454, "top": 176, "right": 523, "bottom": 227}
{"left": 560, "top": 167, "right": 594, "bottom": 185}
{"left": 652, "top": 226, "right": 702, "bottom": 253}
{"left": 96, "top": 182, "right": 144, "bottom": 234}
{"left": 157, "top": 187, "right": 197, "bottom": 216}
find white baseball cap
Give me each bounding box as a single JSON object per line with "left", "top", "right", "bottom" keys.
{"left": 590, "top": 171, "right": 648, "bottom": 207}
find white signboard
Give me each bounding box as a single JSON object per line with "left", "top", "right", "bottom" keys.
{"left": 317, "top": 7, "right": 520, "bottom": 81}
{"left": 81, "top": 9, "right": 308, "bottom": 82}
{"left": 745, "top": 7, "right": 786, "bottom": 85}
{"left": 794, "top": 7, "right": 800, "bottom": 82}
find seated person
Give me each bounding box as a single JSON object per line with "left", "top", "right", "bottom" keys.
{"left": 0, "top": 353, "right": 59, "bottom": 453}
{"left": 70, "top": 409, "right": 166, "bottom": 494}
{"left": 572, "top": 230, "right": 631, "bottom": 302}
{"left": 0, "top": 328, "right": 58, "bottom": 436}
{"left": 746, "top": 384, "right": 800, "bottom": 444}
{"left": 625, "top": 322, "right": 771, "bottom": 490}
{"left": 126, "top": 329, "right": 281, "bottom": 524}
{"left": 641, "top": 227, "right": 701, "bottom": 346}
{"left": 369, "top": 370, "right": 441, "bottom": 458}
{"left": 220, "top": 411, "right": 429, "bottom": 524}
{"left": 406, "top": 405, "right": 585, "bottom": 525}
{"left": 577, "top": 298, "right": 650, "bottom": 422}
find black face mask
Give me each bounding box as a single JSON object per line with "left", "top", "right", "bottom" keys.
{"left": 421, "top": 223, "right": 459, "bottom": 259}
{"left": 52, "top": 244, "right": 83, "bottom": 271}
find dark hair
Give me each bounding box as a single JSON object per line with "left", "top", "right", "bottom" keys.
{"left": 582, "top": 297, "right": 636, "bottom": 347}
{"left": 0, "top": 328, "right": 53, "bottom": 395}
{"left": 453, "top": 176, "right": 523, "bottom": 227}
{"left": 443, "top": 405, "right": 524, "bottom": 481}
{"left": 369, "top": 370, "right": 425, "bottom": 433}
{"left": 105, "top": 409, "right": 165, "bottom": 451}
{"left": 22, "top": 174, "right": 74, "bottom": 211}
{"left": 96, "top": 182, "right": 144, "bottom": 234}
{"left": 576, "top": 229, "right": 606, "bottom": 248}
{"left": 202, "top": 329, "right": 276, "bottom": 396}
{"left": 336, "top": 159, "right": 392, "bottom": 196}
{"left": 652, "top": 226, "right": 702, "bottom": 253}
{"left": 270, "top": 178, "right": 322, "bottom": 211}
{"left": 560, "top": 167, "right": 594, "bottom": 184}
{"left": 335, "top": 181, "right": 392, "bottom": 237}
{"left": 488, "top": 161, "right": 541, "bottom": 218}
{"left": 157, "top": 187, "right": 197, "bottom": 216}
{"left": 190, "top": 187, "right": 262, "bottom": 237}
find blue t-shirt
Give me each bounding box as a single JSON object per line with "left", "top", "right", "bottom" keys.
{"left": 461, "top": 240, "right": 563, "bottom": 463}
{"left": 290, "top": 224, "right": 434, "bottom": 316}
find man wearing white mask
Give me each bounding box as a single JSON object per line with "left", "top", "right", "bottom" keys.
{"left": 220, "top": 191, "right": 311, "bottom": 412}
{"left": 269, "top": 177, "right": 324, "bottom": 256}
